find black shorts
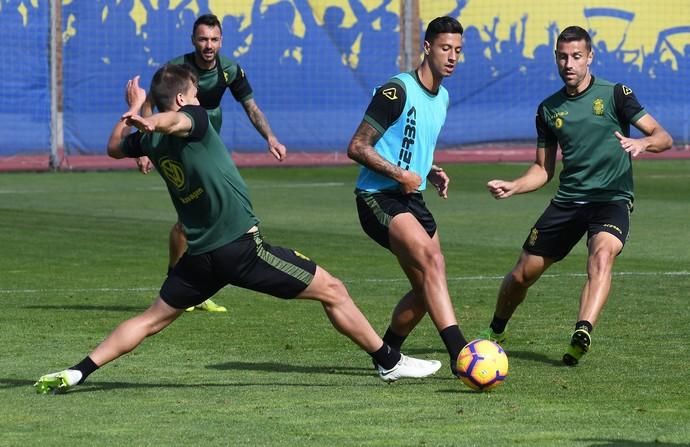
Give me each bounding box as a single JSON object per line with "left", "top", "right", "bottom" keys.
{"left": 356, "top": 190, "right": 437, "bottom": 250}
{"left": 160, "top": 231, "right": 317, "bottom": 309}
{"left": 523, "top": 200, "right": 632, "bottom": 261}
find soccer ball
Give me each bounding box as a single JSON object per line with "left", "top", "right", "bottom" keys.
{"left": 456, "top": 339, "right": 509, "bottom": 391}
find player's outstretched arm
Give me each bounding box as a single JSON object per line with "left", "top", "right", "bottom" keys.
{"left": 487, "top": 179, "right": 517, "bottom": 200}
{"left": 614, "top": 114, "right": 673, "bottom": 157}
{"left": 108, "top": 113, "right": 188, "bottom": 159}
{"left": 107, "top": 117, "right": 133, "bottom": 159}
{"left": 487, "top": 144, "right": 556, "bottom": 199}
{"left": 132, "top": 97, "right": 154, "bottom": 174}
{"left": 108, "top": 76, "right": 148, "bottom": 159}
{"left": 122, "top": 76, "right": 147, "bottom": 119}
{"left": 241, "top": 99, "right": 286, "bottom": 161}
{"left": 125, "top": 112, "right": 192, "bottom": 137}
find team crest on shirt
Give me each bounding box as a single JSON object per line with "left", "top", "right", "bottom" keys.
{"left": 382, "top": 87, "right": 398, "bottom": 100}
{"left": 622, "top": 85, "right": 633, "bottom": 95}
{"left": 160, "top": 157, "right": 185, "bottom": 190}
{"left": 528, "top": 228, "right": 539, "bottom": 246}
{"left": 549, "top": 110, "right": 567, "bottom": 129}
{"left": 592, "top": 98, "right": 605, "bottom": 116}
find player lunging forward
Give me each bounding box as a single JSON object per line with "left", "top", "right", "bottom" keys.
{"left": 34, "top": 65, "right": 442, "bottom": 394}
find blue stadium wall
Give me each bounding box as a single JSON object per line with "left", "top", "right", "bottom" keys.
{"left": 1, "top": 1, "right": 689, "bottom": 156}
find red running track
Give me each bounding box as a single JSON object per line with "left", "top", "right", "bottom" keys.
{"left": 1, "top": 145, "right": 689, "bottom": 172}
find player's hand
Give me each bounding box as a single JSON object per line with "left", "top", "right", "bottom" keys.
{"left": 427, "top": 165, "right": 449, "bottom": 199}
{"left": 124, "top": 114, "right": 155, "bottom": 133}
{"left": 267, "top": 136, "right": 286, "bottom": 161}
{"left": 136, "top": 156, "right": 153, "bottom": 174}
{"left": 124, "top": 76, "right": 147, "bottom": 116}
{"left": 398, "top": 170, "right": 422, "bottom": 195}
{"left": 614, "top": 131, "right": 646, "bottom": 157}
{"left": 487, "top": 179, "right": 517, "bottom": 199}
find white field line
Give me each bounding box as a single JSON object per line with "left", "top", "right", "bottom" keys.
{"left": 1, "top": 271, "right": 687, "bottom": 294}
{"left": 360, "top": 270, "right": 690, "bottom": 283}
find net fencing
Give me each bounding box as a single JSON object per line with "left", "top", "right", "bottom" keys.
{"left": 425, "top": 1, "right": 690, "bottom": 148}
{"left": 0, "top": 0, "right": 688, "bottom": 160}
{"left": 0, "top": 1, "right": 51, "bottom": 155}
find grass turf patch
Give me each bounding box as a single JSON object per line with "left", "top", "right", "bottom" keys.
{"left": 1, "top": 161, "right": 689, "bottom": 446}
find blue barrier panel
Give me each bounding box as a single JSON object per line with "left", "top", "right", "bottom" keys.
{"left": 2, "top": 2, "right": 688, "bottom": 155}
{"left": 0, "top": 2, "right": 50, "bottom": 155}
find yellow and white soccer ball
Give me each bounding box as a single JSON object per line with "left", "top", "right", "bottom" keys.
{"left": 456, "top": 339, "right": 509, "bottom": 391}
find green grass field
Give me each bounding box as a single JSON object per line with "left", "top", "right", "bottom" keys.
{"left": 1, "top": 161, "right": 688, "bottom": 446}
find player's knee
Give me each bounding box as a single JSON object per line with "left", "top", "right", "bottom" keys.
{"left": 509, "top": 253, "right": 547, "bottom": 288}
{"left": 418, "top": 246, "right": 446, "bottom": 272}
{"left": 312, "top": 272, "right": 349, "bottom": 306}
{"left": 326, "top": 277, "right": 350, "bottom": 306}
{"left": 508, "top": 268, "right": 535, "bottom": 288}
{"left": 588, "top": 249, "right": 616, "bottom": 275}
{"left": 429, "top": 250, "right": 446, "bottom": 271}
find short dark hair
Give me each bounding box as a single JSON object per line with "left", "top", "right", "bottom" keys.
{"left": 193, "top": 13, "right": 222, "bottom": 36}
{"left": 556, "top": 26, "right": 592, "bottom": 52}
{"left": 424, "top": 16, "right": 463, "bottom": 44}
{"left": 150, "top": 64, "right": 198, "bottom": 112}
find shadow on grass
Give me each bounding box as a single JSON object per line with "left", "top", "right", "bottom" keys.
{"left": 581, "top": 439, "right": 690, "bottom": 447}
{"left": 435, "top": 386, "right": 489, "bottom": 395}
{"left": 207, "top": 360, "right": 372, "bottom": 377}
{"left": 9, "top": 360, "right": 446, "bottom": 395}
{"left": 53, "top": 381, "right": 362, "bottom": 394}
{"left": 1, "top": 378, "right": 35, "bottom": 389}
{"left": 503, "top": 349, "right": 564, "bottom": 367}
{"left": 22, "top": 304, "right": 144, "bottom": 312}
{"left": 4, "top": 376, "right": 382, "bottom": 395}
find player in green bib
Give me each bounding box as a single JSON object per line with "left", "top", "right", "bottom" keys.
{"left": 480, "top": 26, "right": 673, "bottom": 366}
{"left": 33, "top": 65, "right": 443, "bottom": 394}
{"left": 139, "top": 14, "right": 286, "bottom": 313}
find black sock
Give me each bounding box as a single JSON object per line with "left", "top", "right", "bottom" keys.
{"left": 440, "top": 325, "right": 468, "bottom": 367}
{"left": 490, "top": 314, "right": 509, "bottom": 334}
{"left": 382, "top": 327, "right": 407, "bottom": 352}
{"left": 369, "top": 343, "right": 401, "bottom": 370}
{"left": 70, "top": 356, "right": 99, "bottom": 384}
{"left": 575, "top": 320, "right": 593, "bottom": 334}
